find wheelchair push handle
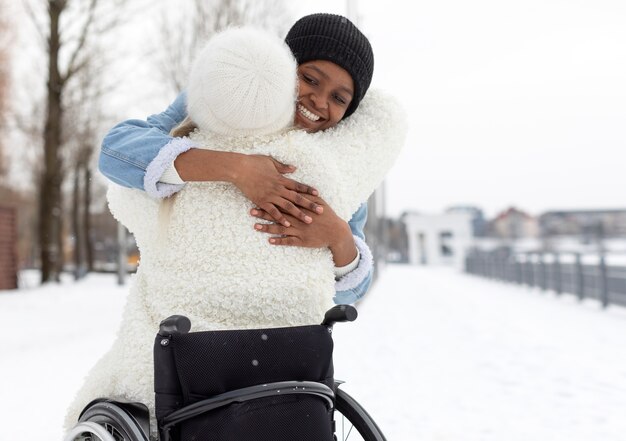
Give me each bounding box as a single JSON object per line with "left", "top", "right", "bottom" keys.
{"left": 158, "top": 315, "right": 191, "bottom": 337}
{"left": 157, "top": 306, "right": 355, "bottom": 336}
{"left": 321, "top": 305, "right": 358, "bottom": 327}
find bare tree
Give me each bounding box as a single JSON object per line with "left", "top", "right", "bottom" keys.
{"left": 64, "top": 59, "right": 108, "bottom": 278}
{"left": 24, "top": 0, "right": 126, "bottom": 283}
{"left": 155, "top": 0, "right": 291, "bottom": 94}
{"left": 0, "top": 0, "right": 11, "bottom": 181}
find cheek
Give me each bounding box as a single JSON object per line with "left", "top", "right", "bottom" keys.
{"left": 329, "top": 106, "right": 346, "bottom": 125}
{"left": 296, "top": 79, "right": 310, "bottom": 98}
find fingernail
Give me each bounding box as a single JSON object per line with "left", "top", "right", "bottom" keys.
{"left": 255, "top": 224, "right": 262, "bottom": 230}
{"left": 312, "top": 190, "right": 319, "bottom": 196}
{"left": 315, "top": 206, "right": 323, "bottom": 214}
{"left": 284, "top": 221, "right": 291, "bottom": 227}
{"left": 304, "top": 216, "right": 312, "bottom": 223}
{"left": 251, "top": 209, "right": 258, "bottom": 215}
{"left": 269, "top": 238, "right": 276, "bottom": 244}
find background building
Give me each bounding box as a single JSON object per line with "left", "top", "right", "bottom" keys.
{"left": 488, "top": 207, "right": 539, "bottom": 240}
{"left": 446, "top": 205, "right": 488, "bottom": 237}
{"left": 539, "top": 209, "right": 626, "bottom": 239}
{"left": 403, "top": 211, "right": 473, "bottom": 268}
{"left": 0, "top": 206, "right": 17, "bottom": 289}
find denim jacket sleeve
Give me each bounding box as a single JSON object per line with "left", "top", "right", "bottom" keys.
{"left": 333, "top": 203, "right": 374, "bottom": 304}
{"left": 98, "top": 92, "right": 193, "bottom": 196}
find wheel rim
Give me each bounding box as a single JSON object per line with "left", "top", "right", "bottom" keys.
{"left": 64, "top": 421, "right": 118, "bottom": 441}
{"left": 75, "top": 401, "right": 148, "bottom": 441}
{"left": 334, "top": 386, "right": 386, "bottom": 441}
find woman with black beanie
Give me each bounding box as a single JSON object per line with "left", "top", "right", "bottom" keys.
{"left": 99, "top": 13, "right": 381, "bottom": 304}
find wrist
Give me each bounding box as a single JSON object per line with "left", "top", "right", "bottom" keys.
{"left": 334, "top": 248, "right": 360, "bottom": 279}
{"left": 226, "top": 152, "right": 247, "bottom": 185}
{"left": 329, "top": 222, "right": 357, "bottom": 266}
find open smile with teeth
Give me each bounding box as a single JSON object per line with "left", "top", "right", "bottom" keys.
{"left": 298, "top": 103, "right": 321, "bottom": 122}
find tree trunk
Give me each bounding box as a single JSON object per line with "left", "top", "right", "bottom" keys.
{"left": 39, "top": 0, "right": 65, "bottom": 283}
{"left": 83, "top": 164, "right": 94, "bottom": 271}
{"left": 72, "top": 166, "right": 82, "bottom": 279}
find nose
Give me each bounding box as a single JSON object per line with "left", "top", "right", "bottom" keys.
{"left": 310, "top": 93, "right": 328, "bottom": 110}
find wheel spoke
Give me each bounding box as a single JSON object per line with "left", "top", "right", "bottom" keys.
{"left": 346, "top": 424, "right": 355, "bottom": 439}
{"left": 337, "top": 413, "right": 360, "bottom": 440}
{"left": 335, "top": 386, "right": 386, "bottom": 441}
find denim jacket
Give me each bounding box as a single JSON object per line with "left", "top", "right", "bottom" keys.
{"left": 99, "top": 93, "right": 373, "bottom": 304}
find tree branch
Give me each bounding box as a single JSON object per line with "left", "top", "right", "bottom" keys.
{"left": 23, "top": 0, "right": 47, "bottom": 46}
{"left": 62, "top": 0, "right": 97, "bottom": 83}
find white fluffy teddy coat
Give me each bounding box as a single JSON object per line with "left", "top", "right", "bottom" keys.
{"left": 65, "top": 89, "right": 406, "bottom": 432}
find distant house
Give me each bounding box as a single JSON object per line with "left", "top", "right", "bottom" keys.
{"left": 539, "top": 209, "right": 626, "bottom": 239}
{"left": 403, "top": 211, "right": 473, "bottom": 268}
{"left": 384, "top": 217, "right": 409, "bottom": 263}
{"left": 446, "top": 205, "right": 488, "bottom": 237}
{"left": 488, "top": 207, "right": 538, "bottom": 239}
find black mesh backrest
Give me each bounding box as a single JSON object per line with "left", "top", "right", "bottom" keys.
{"left": 173, "top": 325, "right": 334, "bottom": 404}
{"left": 155, "top": 324, "right": 334, "bottom": 417}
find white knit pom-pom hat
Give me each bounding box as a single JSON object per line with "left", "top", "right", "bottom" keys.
{"left": 187, "top": 27, "right": 298, "bottom": 137}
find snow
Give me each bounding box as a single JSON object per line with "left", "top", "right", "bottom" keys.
{"left": 2, "top": 265, "right": 626, "bottom": 440}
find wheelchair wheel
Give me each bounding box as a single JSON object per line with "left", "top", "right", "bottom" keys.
{"left": 65, "top": 401, "right": 150, "bottom": 441}
{"left": 334, "top": 388, "right": 387, "bottom": 441}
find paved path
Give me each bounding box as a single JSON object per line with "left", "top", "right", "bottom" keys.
{"left": 334, "top": 265, "right": 626, "bottom": 440}
{"left": 2, "top": 267, "right": 626, "bottom": 440}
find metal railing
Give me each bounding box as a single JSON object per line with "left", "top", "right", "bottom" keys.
{"left": 465, "top": 249, "right": 626, "bottom": 308}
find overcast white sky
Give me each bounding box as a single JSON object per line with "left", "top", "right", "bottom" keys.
{"left": 295, "top": 0, "right": 626, "bottom": 218}
{"left": 14, "top": 0, "right": 624, "bottom": 219}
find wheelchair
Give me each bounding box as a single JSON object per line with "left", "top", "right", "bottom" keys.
{"left": 65, "top": 305, "right": 386, "bottom": 441}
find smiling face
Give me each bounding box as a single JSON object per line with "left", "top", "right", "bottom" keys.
{"left": 294, "top": 60, "right": 354, "bottom": 132}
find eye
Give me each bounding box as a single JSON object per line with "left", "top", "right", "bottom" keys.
{"left": 302, "top": 74, "right": 317, "bottom": 85}
{"left": 333, "top": 94, "right": 347, "bottom": 105}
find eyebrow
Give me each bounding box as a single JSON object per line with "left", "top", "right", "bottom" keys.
{"left": 304, "top": 65, "right": 354, "bottom": 97}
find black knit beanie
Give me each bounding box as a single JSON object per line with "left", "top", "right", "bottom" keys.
{"left": 285, "top": 13, "right": 374, "bottom": 119}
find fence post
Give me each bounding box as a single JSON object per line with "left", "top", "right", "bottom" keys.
{"left": 575, "top": 253, "right": 584, "bottom": 301}
{"left": 526, "top": 253, "right": 535, "bottom": 287}
{"left": 537, "top": 252, "right": 547, "bottom": 291}
{"left": 599, "top": 255, "right": 609, "bottom": 308}
{"left": 515, "top": 257, "right": 523, "bottom": 284}
{"left": 504, "top": 257, "right": 511, "bottom": 282}
{"left": 500, "top": 256, "right": 511, "bottom": 282}
{"left": 496, "top": 255, "right": 502, "bottom": 281}
{"left": 553, "top": 253, "right": 562, "bottom": 295}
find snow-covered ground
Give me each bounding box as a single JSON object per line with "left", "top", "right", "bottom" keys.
{"left": 2, "top": 265, "right": 626, "bottom": 440}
